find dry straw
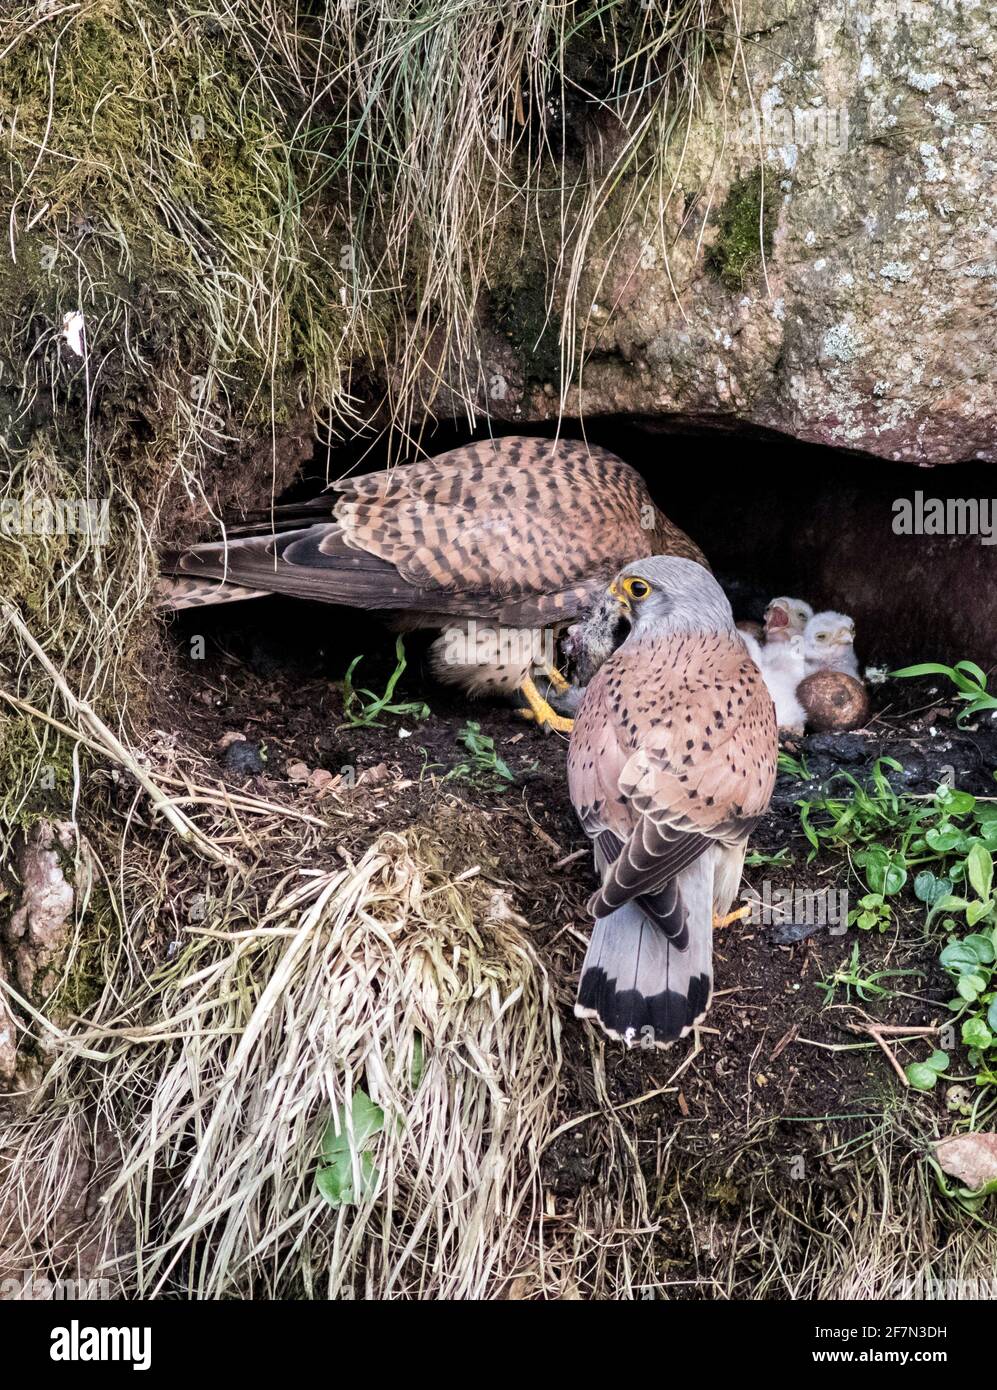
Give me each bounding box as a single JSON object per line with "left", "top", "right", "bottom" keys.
{"left": 1, "top": 831, "right": 562, "bottom": 1298}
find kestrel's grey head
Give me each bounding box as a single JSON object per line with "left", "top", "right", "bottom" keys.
{"left": 608, "top": 555, "right": 735, "bottom": 638}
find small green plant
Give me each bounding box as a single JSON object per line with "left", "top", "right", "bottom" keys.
{"left": 891, "top": 659, "right": 997, "bottom": 726}
{"left": 315, "top": 1088, "right": 385, "bottom": 1208}
{"left": 795, "top": 765, "right": 997, "bottom": 933}
{"left": 928, "top": 1151, "right": 997, "bottom": 1213}
{"left": 798, "top": 757, "right": 907, "bottom": 859}
{"left": 744, "top": 846, "right": 792, "bottom": 869}
{"left": 848, "top": 892, "right": 893, "bottom": 932}
{"left": 929, "top": 845, "right": 997, "bottom": 1084}
{"left": 452, "top": 721, "right": 522, "bottom": 790}
{"left": 816, "top": 940, "right": 925, "bottom": 1006}
{"left": 906, "top": 1049, "right": 951, "bottom": 1092}
{"left": 893, "top": 822, "right": 997, "bottom": 1091}
{"left": 340, "top": 636, "right": 431, "bottom": 728}
{"left": 797, "top": 771, "right": 997, "bottom": 1092}
{"left": 777, "top": 750, "right": 810, "bottom": 780}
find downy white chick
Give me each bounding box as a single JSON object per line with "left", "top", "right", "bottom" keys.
{"left": 758, "top": 633, "right": 807, "bottom": 733}
{"left": 764, "top": 596, "right": 813, "bottom": 644}
{"left": 740, "top": 631, "right": 806, "bottom": 733}
{"left": 804, "top": 611, "right": 859, "bottom": 678}
{"left": 739, "top": 629, "right": 764, "bottom": 667}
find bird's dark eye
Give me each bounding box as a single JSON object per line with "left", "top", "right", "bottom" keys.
{"left": 624, "top": 577, "right": 651, "bottom": 600}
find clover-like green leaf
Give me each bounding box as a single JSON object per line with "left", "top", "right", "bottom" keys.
{"left": 967, "top": 900, "right": 995, "bottom": 927}
{"left": 915, "top": 871, "right": 952, "bottom": 906}
{"left": 962, "top": 933, "right": 996, "bottom": 965}
{"left": 907, "top": 1063, "right": 941, "bottom": 1091}
{"left": 927, "top": 827, "right": 966, "bottom": 853}
{"left": 962, "top": 1017, "right": 995, "bottom": 1051}
{"left": 957, "top": 973, "right": 987, "bottom": 1002}
{"left": 941, "top": 940, "right": 984, "bottom": 974}
{"left": 316, "top": 1089, "right": 385, "bottom": 1209}
{"left": 968, "top": 843, "right": 995, "bottom": 903}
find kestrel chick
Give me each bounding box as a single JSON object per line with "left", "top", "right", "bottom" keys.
{"left": 803, "top": 611, "right": 859, "bottom": 678}
{"left": 567, "top": 557, "right": 778, "bottom": 1047}
{"left": 158, "top": 437, "right": 706, "bottom": 733}
{"left": 757, "top": 633, "right": 807, "bottom": 733}
{"left": 764, "top": 596, "right": 813, "bottom": 644}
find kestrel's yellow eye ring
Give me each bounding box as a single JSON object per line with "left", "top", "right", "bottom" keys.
{"left": 623, "top": 577, "right": 651, "bottom": 601}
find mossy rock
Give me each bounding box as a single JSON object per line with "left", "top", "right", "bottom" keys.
{"left": 707, "top": 170, "right": 778, "bottom": 290}
{"left": 489, "top": 270, "right": 563, "bottom": 388}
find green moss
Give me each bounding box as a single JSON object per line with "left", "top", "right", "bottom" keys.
{"left": 707, "top": 170, "right": 777, "bottom": 290}
{"left": 489, "top": 269, "right": 563, "bottom": 387}
{"left": 0, "top": 709, "right": 90, "bottom": 839}
{"left": 48, "top": 881, "right": 114, "bottom": 1018}
{"left": 0, "top": 3, "right": 352, "bottom": 436}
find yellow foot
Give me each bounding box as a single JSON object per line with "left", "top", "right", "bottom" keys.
{"left": 517, "top": 675, "right": 574, "bottom": 734}
{"left": 540, "top": 661, "right": 570, "bottom": 695}
{"left": 713, "top": 904, "right": 752, "bottom": 930}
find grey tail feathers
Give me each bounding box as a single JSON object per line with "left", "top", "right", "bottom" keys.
{"left": 574, "top": 856, "right": 713, "bottom": 1047}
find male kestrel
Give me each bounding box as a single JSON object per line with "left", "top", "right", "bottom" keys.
{"left": 567, "top": 557, "right": 778, "bottom": 1046}
{"left": 157, "top": 437, "right": 706, "bottom": 731}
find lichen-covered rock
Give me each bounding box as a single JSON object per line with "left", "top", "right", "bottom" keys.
{"left": 0, "top": 820, "right": 76, "bottom": 1080}
{"left": 483, "top": 0, "right": 997, "bottom": 464}
{"left": 5, "top": 821, "right": 75, "bottom": 999}
{"left": 0, "top": 1005, "right": 14, "bottom": 1083}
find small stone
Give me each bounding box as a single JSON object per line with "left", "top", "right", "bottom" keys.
{"left": 216, "top": 731, "right": 247, "bottom": 753}
{"left": 797, "top": 671, "right": 870, "bottom": 732}
{"left": 222, "top": 741, "right": 264, "bottom": 776}
{"left": 187, "top": 893, "right": 208, "bottom": 923}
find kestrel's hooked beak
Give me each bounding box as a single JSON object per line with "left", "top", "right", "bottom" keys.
{"left": 608, "top": 578, "right": 631, "bottom": 613}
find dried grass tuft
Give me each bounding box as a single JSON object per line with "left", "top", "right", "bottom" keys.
{"left": 1, "top": 830, "right": 560, "bottom": 1299}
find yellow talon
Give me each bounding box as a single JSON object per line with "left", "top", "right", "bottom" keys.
{"left": 540, "top": 662, "right": 570, "bottom": 695}
{"left": 517, "top": 675, "right": 574, "bottom": 734}
{"left": 713, "top": 905, "right": 752, "bottom": 930}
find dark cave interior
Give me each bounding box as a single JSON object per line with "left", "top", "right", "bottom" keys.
{"left": 175, "top": 414, "right": 997, "bottom": 683}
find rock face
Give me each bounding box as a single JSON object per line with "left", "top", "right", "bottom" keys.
{"left": 482, "top": 0, "right": 997, "bottom": 464}
{"left": 0, "top": 820, "right": 76, "bottom": 1082}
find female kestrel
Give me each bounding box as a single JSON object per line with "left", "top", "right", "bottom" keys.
{"left": 567, "top": 557, "right": 778, "bottom": 1047}
{"left": 158, "top": 436, "right": 706, "bottom": 731}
